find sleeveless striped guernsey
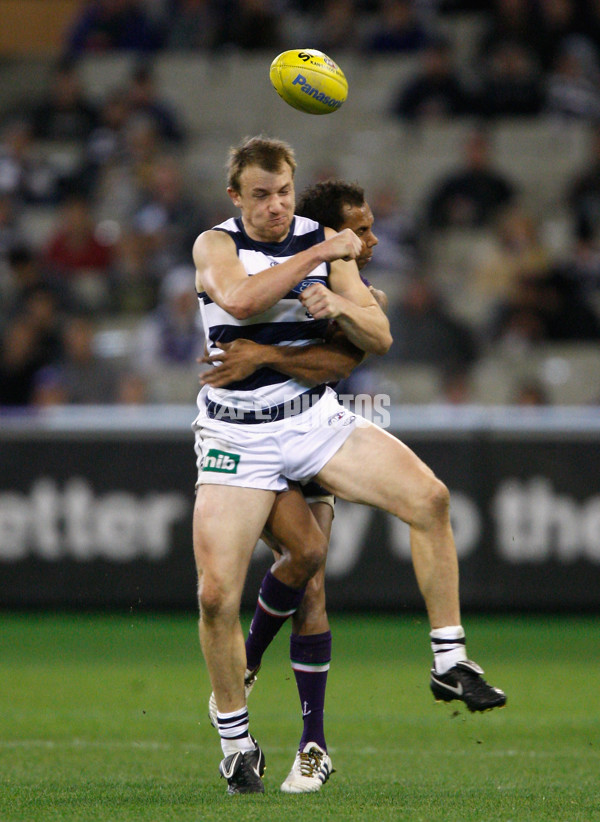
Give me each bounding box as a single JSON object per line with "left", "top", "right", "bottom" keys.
{"left": 197, "top": 215, "right": 330, "bottom": 415}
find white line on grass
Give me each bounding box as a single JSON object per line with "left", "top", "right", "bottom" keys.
{"left": 1, "top": 740, "right": 598, "bottom": 758}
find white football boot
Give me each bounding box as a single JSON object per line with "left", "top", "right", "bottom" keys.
{"left": 280, "top": 742, "right": 334, "bottom": 793}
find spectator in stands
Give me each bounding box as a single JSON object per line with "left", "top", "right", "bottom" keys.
{"left": 0, "top": 280, "right": 64, "bottom": 406}
{"left": 43, "top": 194, "right": 115, "bottom": 312}
{"left": 439, "top": 365, "right": 475, "bottom": 405}
{"left": 133, "top": 265, "right": 202, "bottom": 370}
{"left": 219, "top": 0, "right": 281, "bottom": 51}
{"left": 111, "top": 229, "right": 157, "bottom": 313}
{"left": 0, "top": 118, "right": 62, "bottom": 205}
{"left": 392, "top": 34, "right": 470, "bottom": 121}
{"left": 77, "top": 87, "right": 130, "bottom": 196}
{"left": 566, "top": 125, "right": 600, "bottom": 239}
{"left": 1, "top": 245, "right": 64, "bottom": 321}
{"left": 94, "top": 114, "right": 161, "bottom": 225}
{"left": 311, "top": 0, "right": 362, "bottom": 55}
{"left": 488, "top": 274, "right": 546, "bottom": 347}
{"left": 532, "top": 0, "right": 578, "bottom": 73}
{"left": 513, "top": 378, "right": 550, "bottom": 406}
{"left": 477, "top": 0, "right": 538, "bottom": 62}
{"left": 469, "top": 205, "right": 552, "bottom": 323}
{"left": 65, "top": 0, "right": 163, "bottom": 57}
{"left": 537, "top": 268, "right": 597, "bottom": 343}
{"left": 552, "top": 221, "right": 600, "bottom": 305}
{"left": 125, "top": 63, "right": 185, "bottom": 143}
{"left": 132, "top": 154, "right": 204, "bottom": 280}
{"left": 30, "top": 366, "right": 69, "bottom": 408}
{"left": 0, "top": 313, "right": 45, "bottom": 406}
{"left": 423, "top": 127, "right": 516, "bottom": 231}
{"left": 490, "top": 267, "right": 600, "bottom": 345}
{"left": 574, "top": 0, "right": 600, "bottom": 55}
{"left": 56, "top": 314, "right": 122, "bottom": 403}
{"left": 166, "top": 0, "right": 221, "bottom": 50}
{"left": 0, "top": 194, "right": 22, "bottom": 263}
{"left": 368, "top": 185, "right": 419, "bottom": 289}
{"left": 388, "top": 275, "right": 478, "bottom": 371}
{"left": 478, "top": 0, "right": 577, "bottom": 75}
{"left": 131, "top": 264, "right": 204, "bottom": 401}
{"left": 31, "top": 59, "right": 99, "bottom": 142}
{"left": 1, "top": 245, "right": 33, "bottom": 316}
{"left": 32, "top": 358, "right": 144, "bottom": 407}
{"left": 545, "top": 35, "right": 600, "bottom": 122}
{"left": 116, "top": 370, "right": 148, "bottom": 404}
{"left": 19, "top": 285, "right": 65, "bottom": 368}
{"left": 365, "top": 0, "right": 433, "bottom": 54}
{"left": 473, "top": 40, "right": 544, "bottom": 118}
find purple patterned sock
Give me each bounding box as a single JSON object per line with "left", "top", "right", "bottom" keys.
{"left": 290, "top": 631, "right": 332, "bottom": 752}
{"left": 245, "top": 570, "right": 305, "bottom": 672}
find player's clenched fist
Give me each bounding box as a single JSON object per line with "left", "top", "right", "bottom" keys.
{"left": 318, "top": 228, "right": 362, "bottom": 262}
{"left": 300, "top": 283, "right": 344, "bottom": 319}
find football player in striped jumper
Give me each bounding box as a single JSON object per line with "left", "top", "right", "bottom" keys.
{"left": 204, "top": 179, "right": 384, "bottom": 793}
{"left": 192, "top": 137, "right": 505, "bottom": 794}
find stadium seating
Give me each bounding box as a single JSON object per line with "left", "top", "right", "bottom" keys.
{"left": 3, "top": 40, "right": 599, "bottom": 406}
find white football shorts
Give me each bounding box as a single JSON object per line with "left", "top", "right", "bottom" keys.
{"left": 193, "top": 386, "right": 359, "bottom": 491}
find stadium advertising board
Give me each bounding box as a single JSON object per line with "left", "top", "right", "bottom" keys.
{"left": 1, "top": 410, "right": 599, "bottom": 611}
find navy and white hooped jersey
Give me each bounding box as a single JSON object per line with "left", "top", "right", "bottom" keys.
{"left": 196, "top": 215, "right": 330, "bottom": 413}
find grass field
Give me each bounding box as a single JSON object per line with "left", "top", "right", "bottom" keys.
{"left": 1, "top": 611, "right": 598, "bottom": 822}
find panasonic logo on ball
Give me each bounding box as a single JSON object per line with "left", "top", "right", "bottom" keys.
{"left": 291, "top": 74, "right": 343, "bottom": 109}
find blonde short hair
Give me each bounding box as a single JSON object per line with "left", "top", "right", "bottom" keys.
{"left": 227, "top": 135, "right": 296, "bottom": 193}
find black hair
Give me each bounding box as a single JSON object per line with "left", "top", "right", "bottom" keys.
{"left": 296, "top": 179, "right": 365, "bottom": 230}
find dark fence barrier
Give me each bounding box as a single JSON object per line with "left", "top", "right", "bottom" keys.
{"left": 1, "top": 406, "right": 599, "bottom": 611}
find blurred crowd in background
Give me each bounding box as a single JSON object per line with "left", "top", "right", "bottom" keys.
{"left": 2, "top": 0, "right": 600, "bottom": 409}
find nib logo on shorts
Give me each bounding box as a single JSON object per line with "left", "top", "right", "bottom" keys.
{"left": 202, "top": 449, "right": 240, "bottom": 473}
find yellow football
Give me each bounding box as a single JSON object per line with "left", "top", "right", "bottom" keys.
{"left": 269, "top": 49, "right": 348, "bottom": 115}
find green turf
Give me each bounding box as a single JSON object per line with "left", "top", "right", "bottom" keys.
{"left": 1, "top": 611, "right": 598, "bottom": 821}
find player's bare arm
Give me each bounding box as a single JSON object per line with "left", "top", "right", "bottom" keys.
{"left": 193, "top": 228, "right": 363, "bottom": 320}
{"left": 369, "top": 285, "right": 388, "bottom": 313}
{"left": 300, "top": 258, "right": 391, "bottom": 356}
{"left": 199, "top": 280, "right": 389, "bottom": 387}
{"left": 199, "top": 331, "right": 364, "bottom": 388}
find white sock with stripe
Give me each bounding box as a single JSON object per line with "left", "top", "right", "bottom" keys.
{"left": 216, "top": 706, "right": 255, "bottom": 757}
{"left": 430, "top": 625, "right": 467, "bottom": 674}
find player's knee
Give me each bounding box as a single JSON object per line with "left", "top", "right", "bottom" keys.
{"left": 286, "top": 533, "right": 326, "bottom": 583}
{"left": 197, "top": 575, "right": 230, "bottom": 622}
{"left": 302, "top": 533, "right": 328, "bottom": 578}
{"left": 410, "top": 476, "right": 450, "bottom": 529}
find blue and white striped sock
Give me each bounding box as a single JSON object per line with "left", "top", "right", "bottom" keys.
{"left": 430, "top": 625, "right": 467, "bottom": 674}
{"left": 217, "top": 707, "right": 255, "bottom": 757}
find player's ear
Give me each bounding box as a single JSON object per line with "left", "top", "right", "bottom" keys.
{"left": 227, "top": 186, "right": 241, "bottom": 208}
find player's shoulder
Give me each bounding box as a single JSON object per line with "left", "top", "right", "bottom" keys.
{"left": 197, "top": 217, "right": 240, "bottom": 241}
{"left": 293, "top": 214, "right": 321, "bottom": 235}
{"left": 211, "top": 216, "right": 240, "bottom": 234}
{"left": 200, "top": 217, "right": 240, "bottom": 240}
{"left": 193, "top": 220, "right": 238, "bottom": 261}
